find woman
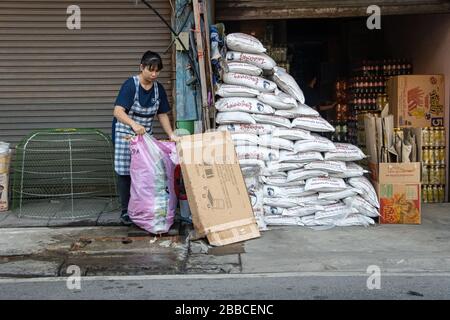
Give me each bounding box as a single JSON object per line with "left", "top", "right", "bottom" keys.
{"left": 112, "top": 50, "right": 179, "bottom": 225}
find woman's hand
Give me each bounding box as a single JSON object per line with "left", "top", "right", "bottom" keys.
{"left": 169, "top": 133, "right": 181, "bottom": 143}
{"left": 131, "top": 123, "right": 146, "bottom": 135}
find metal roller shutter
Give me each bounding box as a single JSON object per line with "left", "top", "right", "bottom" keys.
{"left": 0, "top": 0, "right": 174, "bottom": 146}
{"left": 216, "top": 0, "right": 450, "bottom": 20}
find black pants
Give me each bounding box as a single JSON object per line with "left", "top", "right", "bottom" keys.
{"left": 117, "top": 174, "right": 131, "bottom": 215}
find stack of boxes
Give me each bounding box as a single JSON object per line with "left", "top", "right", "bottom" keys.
{"left": 365, "top": 73, "right": 446, "bottom": 224}
{"left": 387, "top": 74, "right": 446, "bottom": 204}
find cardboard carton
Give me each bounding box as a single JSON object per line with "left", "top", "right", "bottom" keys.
{"left": 176, "top": 131, "right": 260, "bottom": 246}
{"left": 0, "top": 174, "right": 8, "bottom": 212}
{"left": 0, "top": 152, "right": 10, "bottom": 212}
{"left": 387, "top": 75, "right": 445, "bottom": 128}
{"left": 371, "top": 162, "right": 421, "bottom": 224}
{"left": 0, "top": 153, "right": 10, "bottom": 174}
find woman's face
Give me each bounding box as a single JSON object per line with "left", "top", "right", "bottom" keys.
{"left": 140, "top": 64, "right": 160, "bottom": 82}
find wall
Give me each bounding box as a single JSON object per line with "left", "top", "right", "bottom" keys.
{"left": 385, "top": 13, "right": 450, "bottom": 200}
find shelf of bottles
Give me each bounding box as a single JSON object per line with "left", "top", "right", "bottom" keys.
{"left": 347, "top": 59, "right": 413, "bottom": 148}
{"left": 265, "top": 44, "right": 290, "bottom": 73}
{"left": 421, "top": 126, "right": 446, "bottom": 203}
{"left": 329, "top": 80, "right": 350, "bottom": 143}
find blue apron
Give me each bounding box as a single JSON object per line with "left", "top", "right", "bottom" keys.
{"left": 114, "top": 75, "right": 160, "bottom": 175}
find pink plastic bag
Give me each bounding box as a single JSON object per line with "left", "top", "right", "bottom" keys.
{"left": 128, "top": 134, "right": 178, "bottom": 234}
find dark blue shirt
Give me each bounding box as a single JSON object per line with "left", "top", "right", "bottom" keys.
{"left": 112, "top": 77, "right": 170, "bottom": 143}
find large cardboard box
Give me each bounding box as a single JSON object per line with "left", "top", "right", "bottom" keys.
{"left": 177, "top": 131, "right": 260, "bottom": 246}
{"left": 0, "top": 152, "right": 10, "bottom": 212}
{"left": 0, "top": 174, "right": 8, "bottom": 212}
{"left": 387, "top": 75, "right": 445, "bottom": 128}
{"left": 371, "top": 162, "right": 421, "bottom": 224}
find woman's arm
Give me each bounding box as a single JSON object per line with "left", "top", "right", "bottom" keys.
{"left": 157, "top": 112, "right": 179, "bottom": 142}
{"left": 113, "top": 106, "right": 145, "bottom": 135}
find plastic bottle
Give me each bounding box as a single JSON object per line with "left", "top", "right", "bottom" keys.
{"left": 439, "top": 166, "right": 446, "bottom": 185}
{"left": 433, "top": 185, "right": 439, "bottom": 203}
{"left": 432, "top": 166, "right": 440, "bottom": 185}
{"left": 422, "top": 127, "right": 429, "bottom": 147}
{"left": 422, "top": 148, "right": 430, "bottom": 165}
{"left": 422, "top": 165, "right": 429, "bottom": 184}
{"left": 438, "top": 185, "right": 445, "bottom": 203}
{"left": 427, "top": 185, "right": 434, "bottom": 203}
{"left": 422, "top": 185, "right": 428, "bottom": 203}
{"left": 439, "top": 127, "right": 445, "bottom": 147}
{"left": 438, "top": 147, "right": 445, "bottom": 165}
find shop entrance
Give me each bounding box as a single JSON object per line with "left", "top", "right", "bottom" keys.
{"left": 221, "top": 13, "right": 450, "bottom": 202}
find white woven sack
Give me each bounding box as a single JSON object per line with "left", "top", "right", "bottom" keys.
{"left": 260, "top": 170, "right": 288, "bottom": 177}
{"left": 304, "top": 177, "right": 348, "bottom": 192}
{"left": 264, "top": 215, "right": 302, "bottom": 226}
{"left": 324, "top": 143, "right": 367, "bottom": 162}
{"left": 347, "top": 177, "right": 379, "bottom": 208}
{"left": 217, "top": 123, "right": 274, "bottom": 135}
{"left": 258, "top": 135, "right": 294, "bottom": 151}
{"left": 334, "top": 214, "right": 375, "bottom": 227}
{"left": 343, "top": 196, "right": 380, "bottom": 218}
{"left": 231, "top": 133, "right": 259, "bottom": 146}
{"left": 257, "top": 92, "right": 298, "bottom": 110}
{"left": 236, "top": 145, "right": 280, "bottom": 161}
{"left": 315, "top": 203, "right": 358, "bottom": 220}
{"left": 291, "top": 116, "right": 335, "bottom": 132}
{"left": 226, "top": 51, "right": 276, "bottom": 70}
{"left": 274, "top": 104, "right": 319, "bottom": 118}
{"left": 223, "top": 72, "right": 277, "bottom": 93}
{"left": 239, "top": 159, "right": 265, "bottom": 168}
{"left": 263, "top": 197, "right": 300, "bottom": 209}
{"left": 263, "top": 185, "right": 316, "bottom": 198}
{"left": 252, "top": 114, "right": 292, "bottom": 128}
{"left": 215, "top": 97, "right": 274, "bottom": 115}
{"left": 283, "top": 205, "right": 325, "bottom": 217}
{"left": 216, "top": 111, "right": 256, "bottom": 124}
{"left": 216, "top": 84, "right": 260, "bottom": 98}
{"left": 225, "top": 62, "right": 263, "bottom": 76}
{"left": 304, "top": 161, "right": 347, "bottom": 173}
{"left": 225, "top": 33, "right": 267, "bottom": 54}
{"left": 287, "top": 169, "right": 329, "bottom": 182}
{"left": 260, "top": 176, "right": 305, "bottom": 187}
{"left": 279, "top": 150, "right": 323, "bottom": 163}
{"left": 241, "top": 166, "right": 262, "bottom": 177}
{"left": 272, "top": 128, "right": 312, "bottom": 141}
{"left": 318, "top": 188, "right": 362, "bottom": 201}
{"left": 272, "top": 66, "right": 305, "bottom": 103}
{"left": 329, "top": 162, "right": 368, "bottom": 178}
{"left": 294, "top": 136, "right": 336, "bottom": 153}
{"left": 265, "top": 161, "right": 304, "bottom": 173}
{"left": 264, "top": 206, "right": 284, "bottom": 216}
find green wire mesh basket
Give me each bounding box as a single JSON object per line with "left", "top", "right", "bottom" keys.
{"left": 11, "top": 128, "right": 119, "bottom": 219}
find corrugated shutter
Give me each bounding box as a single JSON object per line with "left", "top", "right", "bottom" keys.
{"left": 216, "top": 0, "right": 450, "bottom": 20}
{"left": 0, "top": 0, "right": 174, "bottom": 146}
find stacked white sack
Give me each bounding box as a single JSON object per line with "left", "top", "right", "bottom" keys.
{"left": 216, "top": 33, "right": 379, "bottom": 229}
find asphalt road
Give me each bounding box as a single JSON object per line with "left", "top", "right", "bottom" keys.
{"left": 1, "top": 272, "right": 449, "bottom": 300}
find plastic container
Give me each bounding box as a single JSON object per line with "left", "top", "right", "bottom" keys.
{"left": 176, "top": 120, "right": 195, "bottom": 135}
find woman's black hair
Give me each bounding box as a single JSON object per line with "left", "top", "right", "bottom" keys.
{"left": 140, "top": 50, "right": 163, "bottom": 71}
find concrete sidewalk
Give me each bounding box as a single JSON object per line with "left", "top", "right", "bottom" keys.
{"left": 0, "top": 203, "right": 449, "bottom": 278}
